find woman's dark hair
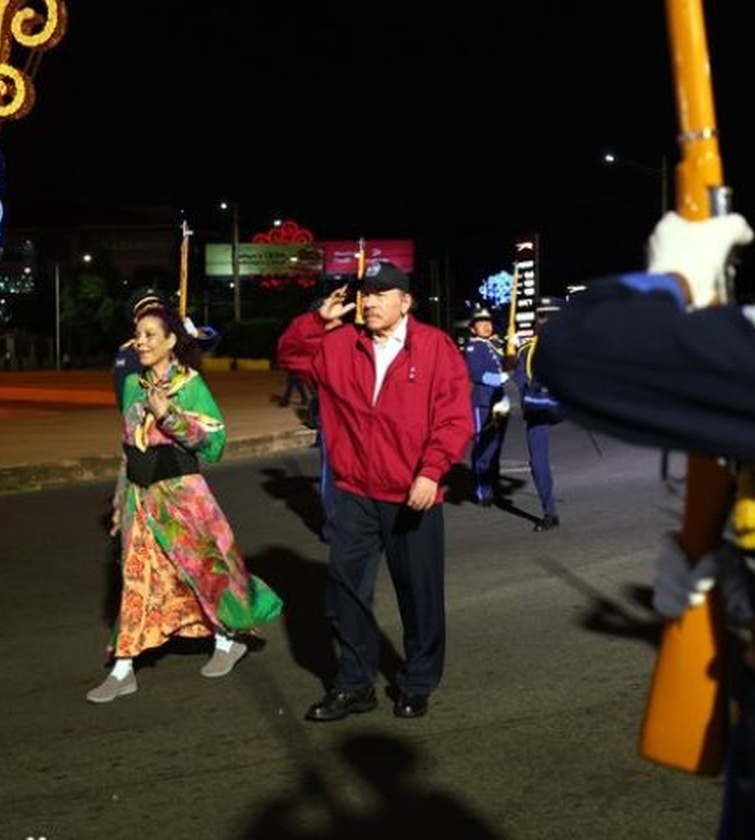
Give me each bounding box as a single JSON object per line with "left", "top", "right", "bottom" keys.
{"left": 135, "top": 307, "right": 203, "bottom": 371}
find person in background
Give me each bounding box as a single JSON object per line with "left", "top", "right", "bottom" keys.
{"left": 533, "top": 210, "right": 755, "bottom": 839}
{"left": 464, "top": 306, "right": 510, "bottom": 506}
{"left": 277, "top": 262, "right": 473, "bottom": 722}
{"left": 87, "top": 305, "right": 283, "bottom": 703}
{"left": 307, "top": 384, "right": 336, "bottom": 543}
{"left": 511, "top": 297, "right": 564, "bottom": 532}
{"left": 279, "top": 370, "right": 310, "bottom": 408}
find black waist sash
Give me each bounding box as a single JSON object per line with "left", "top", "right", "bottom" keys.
{"left": 124, "top": 444, "right": 199, "bottom": 487}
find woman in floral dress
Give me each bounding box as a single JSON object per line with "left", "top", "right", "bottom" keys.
{"left": 87, "top": 307, "right": 283, "bottom": 703}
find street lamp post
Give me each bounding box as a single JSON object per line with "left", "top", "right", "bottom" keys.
{"left": 220, "top": 200, "right": 241, "bottom": 321}
{"left": 54, "top": 253, "right": 92, "bottom": 370}
{"left": 54, "top": 261, "right": 60, "bottom": 370}
{"left": 604, "top": 152, "right": 676, "bottom": 483}
{"left": 602, "top": 151, "right": 669, "bottom": 213}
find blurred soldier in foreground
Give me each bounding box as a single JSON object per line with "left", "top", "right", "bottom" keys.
{"left": 534, "top": 211, "right": 755, "bottom": 839}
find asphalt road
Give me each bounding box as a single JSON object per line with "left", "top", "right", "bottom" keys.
{"left": 0, "top": 417, "right": 723, "bottom": 840}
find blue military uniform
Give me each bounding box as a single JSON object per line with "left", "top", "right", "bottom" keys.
{"left": 511, "top": 299, "right": 564, "bottom": 531}
{"left": 464, "top": 308, "right": 509, "bottom": 506}
{"left": 113, "top": 341, "right": 141, "bottom": 412}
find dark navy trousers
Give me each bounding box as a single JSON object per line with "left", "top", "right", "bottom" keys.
{"left": 525, "top": 419, "right": 557, "bottom": 518}
{"left": 471, "top": 405, "right": 507, "bottom": 504}
{"left": 326, "top": 489, "right": 446, "bottom": 697}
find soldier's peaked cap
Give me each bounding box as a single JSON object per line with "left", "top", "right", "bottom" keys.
{"left": 470, "top": 306, "right": 493, "bottom": 321}
{"left": 127, "top": 286, "right": 166, "bottom": 317}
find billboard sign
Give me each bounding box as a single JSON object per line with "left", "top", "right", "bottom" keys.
{"left": 321, "top": 239, "right": 414, "bottom": 276}
{"left": 205, "top": 242, "right": 324, "bottom": 277}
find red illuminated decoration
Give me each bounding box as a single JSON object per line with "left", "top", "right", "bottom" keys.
{"left": 251, "top": 219, "right": 314, "bottom": 246}
{"left": 250, "top": 220, "right": 319, "bottom": 289}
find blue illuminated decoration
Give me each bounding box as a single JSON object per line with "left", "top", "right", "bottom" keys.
{"left": 477, "top": 269, "right": 513, "bottom": 307}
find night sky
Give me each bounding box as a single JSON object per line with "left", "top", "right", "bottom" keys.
{"left": 2, "top": 2, "right": 753, "bottom": 299}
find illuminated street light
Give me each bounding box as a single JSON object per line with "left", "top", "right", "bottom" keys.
{"left": 602, "top": 150, "right": 669, "bottom": 213}
{"left": 220, "top": 200, "right": 241, "bottom": 321}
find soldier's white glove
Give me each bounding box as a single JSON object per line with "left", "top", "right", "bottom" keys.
{"left": 652, "top": 532, "right": 718, "bottom": 619}
{"left": 183, "top": 316, "right": 199, "bottom": 338}
{"left": 647, "top": 211, "right": 754, "bottom": 309}
{"left": 492, "top": 396, "right": 511, "bottom": 418}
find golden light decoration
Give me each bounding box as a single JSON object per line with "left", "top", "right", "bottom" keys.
{"left": 0, "top": 0, "right": 67, "bottom": 124}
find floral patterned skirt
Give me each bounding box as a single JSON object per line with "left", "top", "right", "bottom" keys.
{"left": 111, "top": 476, "right": 284, "bottom": 658}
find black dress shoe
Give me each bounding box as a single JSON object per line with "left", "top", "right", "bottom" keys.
{"left": 305, "top": 686, "right": 377, "bottom": 722}
{"left": 533, "top": 515, "right": 560, "bottom": 532}
{"left": 393, "top": 693, "right": 429, "bottom": 719}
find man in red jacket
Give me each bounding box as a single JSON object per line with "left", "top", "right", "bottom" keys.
{"left": 278, "top": 262, "right": 473, "bottom": 721}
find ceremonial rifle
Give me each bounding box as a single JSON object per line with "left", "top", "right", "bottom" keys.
{"left": 638, "top": 0, "right": 736, "bottom": 776}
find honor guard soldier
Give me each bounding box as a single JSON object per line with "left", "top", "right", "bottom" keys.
{"left": 512, "top": 297, "right": 564, "bottom": 531}
{"left": 464, "top": 306, "right": 510, "bottom": 506}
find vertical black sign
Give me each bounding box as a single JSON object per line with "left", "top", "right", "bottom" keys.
{"left": 512, "top": 231, "right": 539, "bottom": 343}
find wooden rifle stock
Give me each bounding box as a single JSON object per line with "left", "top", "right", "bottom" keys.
{"left": 638, "top": 0, "right": 734, "bottom": 776}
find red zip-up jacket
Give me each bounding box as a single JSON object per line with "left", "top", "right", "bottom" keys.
{"left": 277, "top": 312, "right": 474, "bottom": 504}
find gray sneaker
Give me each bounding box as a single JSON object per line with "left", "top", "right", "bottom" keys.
{"left": 200, "top": 640, "right": 248, "bottom": 678}
{"left": 86, "top": 671, "right": 138, "bottom": 704}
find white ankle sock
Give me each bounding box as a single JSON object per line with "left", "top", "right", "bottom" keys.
{"left": 111, "top": 658, "right": 133, "bottom": 679}
{"left": 214, "top": 633, "right": 234, "bottom": 653}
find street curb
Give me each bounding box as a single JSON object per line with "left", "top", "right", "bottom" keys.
{"left": 0, "top": 427, "right": 317, "bottom": 495}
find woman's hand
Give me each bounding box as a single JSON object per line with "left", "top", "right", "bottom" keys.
{"left": 146, "top": 387, "right": 170, "bottom": 421}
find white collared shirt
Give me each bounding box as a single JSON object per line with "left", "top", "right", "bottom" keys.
{"left": 372, "top": 315, "right": 408, "bottom": 404}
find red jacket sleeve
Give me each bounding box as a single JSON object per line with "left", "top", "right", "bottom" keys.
{"left": 417, "top": 333, "right": 474, "bottom": 484}
{"left": 276, "top": 311, "right": 329, "bottom": 389}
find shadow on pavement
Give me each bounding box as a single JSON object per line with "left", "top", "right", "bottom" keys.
{"left": 533, "top": 555, "right": 663, "bottom": 648}
{"left": 239, "top": 731, "right": 506, "bottom": 839}
{"left": 249, "top": 546, "right": 404, "bottom": 693}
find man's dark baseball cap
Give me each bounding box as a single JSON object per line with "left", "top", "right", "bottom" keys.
{"left": 363, "top": 261, "right": 411, "bottom": 292}
{"left": 127, "top": 286, "right": 166, "bottom": 317}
